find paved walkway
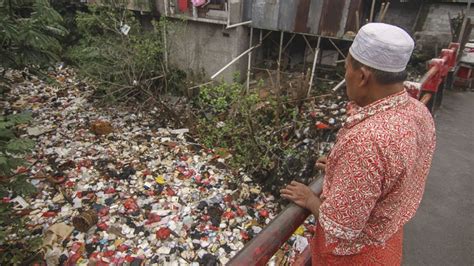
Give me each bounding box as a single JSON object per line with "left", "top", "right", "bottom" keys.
{"left": 403, "top": 90, "right": 474, "bottom": 265}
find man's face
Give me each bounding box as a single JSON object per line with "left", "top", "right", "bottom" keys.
{"left": 344, "top": 55, "right": 368, "bottom": 104}
{"left": 344, "top": 55, "right": 358, "bottom": 102}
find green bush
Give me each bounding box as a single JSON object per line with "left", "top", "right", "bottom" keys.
{"left": 0, "top": 0, "right": 67, "bottom": 69}
{"left": 66, "top": 1, "right": 182, "bottom": 102}
{"left": 0, "top": 1, "right": 58, "bottom": 261}
{"left": 193, "top": 80, "right": 316, "bottom": 187}
{"left": 0, "top": 112, "right": 41, "bottom": 265}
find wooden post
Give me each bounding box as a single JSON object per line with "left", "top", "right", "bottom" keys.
{"left": 370, "top": 0, "right": 376, "bottom": 22}
{"left": 276, "top": 31, "right": 284, "bottom": 126}
{"left": 356, "top": 10, "right": 360, "bottom": 32}
{"left": 162, "top": 20, "right": 169, "bottom": 72}
{"left": 378, "top": 2, "right": 386, "bottom": 22}
{"left": 246, "top": 27, "right": 254, "bottom": 93}
{"left": 458, "top": 0, "right": 472, "bottom": 43}
{"left": 380, "top": 2, "right": 390, "bottom": 23}
{"left": 308, "top": 36, "right": 321, "bottom": 97}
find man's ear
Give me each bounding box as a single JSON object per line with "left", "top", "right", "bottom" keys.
{"left": 359, "top": 66, "right": 372, "bottom": 87}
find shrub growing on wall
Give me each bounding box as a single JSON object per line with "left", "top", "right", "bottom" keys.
{"left": 66, "top": 0, "right": 183, "bottom": 102}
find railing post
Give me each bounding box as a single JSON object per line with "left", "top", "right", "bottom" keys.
{"left": 420, "top": 43, "right": 460, "bottom": 112}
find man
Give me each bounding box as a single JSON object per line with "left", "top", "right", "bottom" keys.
{"left": 281, "top": 23, "right": 436, "bottom": 265}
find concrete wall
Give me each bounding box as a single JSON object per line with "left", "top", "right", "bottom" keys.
{"left": 166, "top": 20, "right": 249, "bottom": 82}
{"left": 422, "top": 3, "right": 468, "bottom": 33}
{"left": 383, "top": 1, "right": 421, "bottom": 34}
{"left": 414, "top": 3, "right": 468, "bottom": 55}
{"left": 385, "top": 2, "right": 473, "bottom": 57}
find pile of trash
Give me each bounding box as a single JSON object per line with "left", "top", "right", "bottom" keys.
{"left": 2, "top": 68, "right": 319, "bottom": 265}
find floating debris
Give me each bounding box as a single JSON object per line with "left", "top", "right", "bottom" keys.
{"left": 3, "top": 67, "right": 322, "bottom": 264}
{"left": 90, "top": 120, "right": 114, "bottom": 135}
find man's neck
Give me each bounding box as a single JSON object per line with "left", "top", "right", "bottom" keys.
{"left": 358, "top": 83, "right": 404, "bottom": 107}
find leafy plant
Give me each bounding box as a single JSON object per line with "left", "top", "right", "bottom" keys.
{"left": 0, "top": 112, "right": 41, "bottom": 265}
{"left": 0, "top": 0, "right": 68, "bottom": 69}
{"left": 66, "top": 1, "right": 183, "bottom": 103}
{"left": 192, "top": 79, "right": 321, "bottom": 192}
{"left": 196, "top": 82, "right": 242, "bottom": 114}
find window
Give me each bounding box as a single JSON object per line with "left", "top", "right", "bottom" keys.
{"left": 167, "top": 0, "right": 229, "bottom": 23}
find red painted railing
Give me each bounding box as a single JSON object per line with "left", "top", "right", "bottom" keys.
{"left": 420, "top": 43, "right": 460, "bottom": 108}
{"left": 229, "top": 42, "right": 460, "bottom": 266}
{"left": 228, "top": 178, "right": 323, "bottom": 266}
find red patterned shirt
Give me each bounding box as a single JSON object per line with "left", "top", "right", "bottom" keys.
{"left": 318, "top": 90, "right": 436, "bottom": 255}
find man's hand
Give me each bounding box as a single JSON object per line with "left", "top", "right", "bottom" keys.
{"left": 315, "top": 156, "right": 328, "bottom": 171}
{"left": 280, "top": 181, "right": 321, "bottom": 216}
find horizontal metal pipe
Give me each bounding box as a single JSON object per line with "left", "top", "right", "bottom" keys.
{"left": 420, "top": 93, "right": 433, "bottom": 105}
{"left": 332, "top": 79, "right": 346, "bottom": 91}
{"left": 166, "top": 14, "right": 228, "bottom": 25}
{"left": 227, "top": 20, "right": 252, "bottom": 29}
{"left": 228, "top": 177, "right": 324, "bottom": 266}
{"left": 210, "top": 31, "right": 271, "bottom": 80}
{"left": 211, "top": 44, "right": 260, "bottom": 80}
{"left": 419, "top": 66, "right": 438, "bottom": 86}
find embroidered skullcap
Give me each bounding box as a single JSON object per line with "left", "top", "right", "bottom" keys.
{"left": 349, "top": 23, "right": 414, "bottom": 72}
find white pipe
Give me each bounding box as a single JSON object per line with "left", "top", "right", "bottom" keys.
{"left": 332, "top": 79, "right": 346, "bottom": 92}
{"left": 278, "top": 31, "right": 284, "bottom": 69}
{"left": 227, "top": 20, "right": 252, "bottom": 29}
{"left": 211, "top": 44, "right": 260, "bottom": 80}
{"left": 308, "top": 36, "right": 321, "bottom": 96}
{"left": 211, "top": 30, "right": 271, "bottom": 80}
{"left": 167, "top": 14, "right": 227, "bottom": 25}
{"left": 164, "top": 0, "right": 168, "bottom": 16}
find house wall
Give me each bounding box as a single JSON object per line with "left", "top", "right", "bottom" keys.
{"left": 166, "top": 20, "right": 249, "bottom": 82}
{"left": 385, "top": 2, "right": 473, "bottom": 56}
{"left": 160, "top": 2, "right": 474, "bottom": 81}
{"left": 382, "top": 1, "right": 421, "bottom": 34}
{"left": 414, "top": 3, "right": 471, "bottom": 55}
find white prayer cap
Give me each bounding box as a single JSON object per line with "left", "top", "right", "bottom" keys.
{"left": 349, "top": 23, "right": 414, "bottom": 72}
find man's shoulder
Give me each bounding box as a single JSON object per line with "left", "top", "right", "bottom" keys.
{"left": 348, "top": 99, "right": 434, "bottom": 144}
{"left": 403, "top": 97, "right": 436, "bottom": 133}
{"left": 366, "top": 97, "right": 433, "bottom": 129}
{"left": 407, "top": 96, "right": 434, "bottom": 118}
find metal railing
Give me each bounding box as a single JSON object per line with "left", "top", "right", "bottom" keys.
{"left": 228, "top": 178, "right": 323, "bottom": 266}
{"left": 419, "top": 43, "right": 460, "bottom": 110}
